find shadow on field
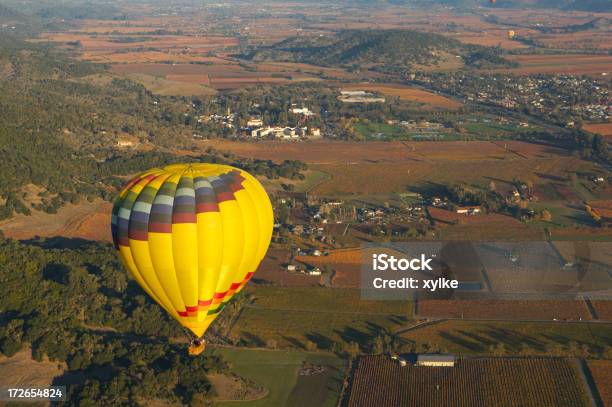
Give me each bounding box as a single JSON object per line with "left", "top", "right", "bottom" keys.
{"left": 281, "top": 335, "right": 304, "bottom": 349}
{"left": 241, "top": 332, "right": 265, "bottom": 347}
{"left": 22, "top": 236, "right": 100, "bottom": 250}
{"left": 306, "top": 332, "right": 334, "bottom": 350}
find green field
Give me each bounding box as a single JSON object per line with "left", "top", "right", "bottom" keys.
{"left": 353, "top": 122, "right": 406, "bottom": 140}
{"left": 214, "top": 348, "right": 344, "bottom": 407}
{"left": 232, "top": 287, "right": 412, "bottom": 349}
{"left": 294, "top": 170, "right": 332, "bottom": 193}
{"left": 529, "top": 202, "right": 595, "bottom": 228}
{"left": 399, "top": 320, "right": 612, "bottom": 355}
{"left": 245, "top": 286, "right": 412, "bottom": 315}
{"left": 463, "top": 120, "right": 542, "bottom": 138}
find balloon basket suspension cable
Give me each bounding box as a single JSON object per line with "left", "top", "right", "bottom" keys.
{"left": 188, "top": 335, "right": 206, "bottom": 356}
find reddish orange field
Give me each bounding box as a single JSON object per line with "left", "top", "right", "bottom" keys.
{"left": 500, "top": 54, "right": 612, "bottom": 77}
{"left": 297, "top": 248, "right": 363, "bottom": 288}
{"left": 0, "top": 200, "right": 112, "bottom": 242}
{"left": 201, "top": 140, "right": 589, "bottom": 196}
{"left": 428, "top": 207, "right": 523, "bottom": 227}
{"left": 583, "top": 123, "right": 612, "bottom": 138}
{"left": 588, "top": 360, "right": 612, "bottom": 407}
{"left": 349, "top": 356, "right": 589, "bottom": 407}
{"left": 454, "top": 32, "right": 528, "bottom": 50}
{"left": 591, "top": 301, "right": 612, "bottom": 321}
{"left": 341, "top": 83, "right": 463, "bottom": 109}
{"left": 255, "top": 248, "right": 321, "bottom": 287}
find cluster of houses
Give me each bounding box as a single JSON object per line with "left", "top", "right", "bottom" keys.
{"left": 286, "top": 263, "right": 322, "bottom": 276}
{"left": 251, "top": 126, "right": 313, "bottom": 140}
{"left": 199, "top": 111, "right": 235, "bottom": 129}
{"left": 247, "top": 106, "right": 321, "bottom": 140}
{"left": 411, "top": 72, "right": 610, "bottom": 122}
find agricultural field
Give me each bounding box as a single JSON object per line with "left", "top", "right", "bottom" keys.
{"left": 398, "top": 320, "right": 612, "bottom": 356}
{"left": 204, "top": 140, "right": 595, "bottom": 198}
{"left": 230, "top": 286, "right": 411, "bottom": 349}
{"left": 347, "top": 356, "right": 590, "bottom": 407}
{"left": 416, "top": 299, "right": 593, "bottom": 321}
{"left": 215, "top": 348, "right": 344, "bottom": 407}
{"left": 341, "top": 83, "right": 463, "bottom": 110}
{"left": 297, "top": 248, "right": 362, "bottom": 288}
{"left": 245, "top": 286, "right": 411, "bottom": 315}
{"left": 550, "top": 227, "right": 612, "bottom": 241}
{"left": 498, "top": 54, "right": 612, "bottom": 77}
{"left": 587, "top": 360, "right": 612, "bottom": 407}
{"left": 111, "top": 62, "right": 318, "bottom": 92}
{"left": 229, "top": 307, "right": 405, "bottom": 350}
{"left": 592, "top": 301, "right": 612, "bottom": 321}
{"left": 36, "top": 18, "right": 333, "bottom": 94}
{"left": 454, "top": 32, "right": 529, "bottom": 50}
{"left": 255, "top": 248, "right": 322, "bottom": 287}
{"left": 584, "top": 123, "right": 612, "bottom": 139}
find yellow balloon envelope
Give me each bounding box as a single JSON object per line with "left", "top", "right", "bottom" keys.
{"left": 111, "top": 163, "right": 273, "bottom": 338}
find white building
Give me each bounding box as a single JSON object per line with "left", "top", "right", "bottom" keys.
{"left": 251, "top": 126, "right": 308, "bottom": 140}
{"left": 291, "top": 107, "right": 315, "bottom": 116}
{"left": 416, "top": 354, "right": 456, "bottom": 367}
{"left": 247, "top": 118, "right": 263, "bottom": 127}
{"left": 307, "top": 268, "right": 322, "bottom": 276}
{"left": 456, "top": 206, "right": 481, "bottom": 215}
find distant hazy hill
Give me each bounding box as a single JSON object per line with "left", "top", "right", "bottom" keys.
{"left": 0, "top": 3, "right": 28, "bottom": 24}
{"left": 409, "top": 0, "right": 611, "bottom": 12}
{"left": 244, "top": 29, "right": 515, "bottom": 70}
{"left": 0, "top": 0, "right": 125, "bottom": 20}
{"left": 557, "top": 17, "right": 612, "bottom": 32}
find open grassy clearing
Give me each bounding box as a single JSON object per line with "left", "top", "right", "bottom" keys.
{"left": 214, "top": 348, "right": 344, "bottom": 407}
{"left": 0, "top": 199, "right": 112, "bottom": 242}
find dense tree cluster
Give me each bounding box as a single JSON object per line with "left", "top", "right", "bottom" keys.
{"left": 0, "top": 237, "right": 227, "bottom": 405}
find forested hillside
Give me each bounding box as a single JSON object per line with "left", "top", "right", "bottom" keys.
{"left": 0, "top": 237, "right": 238, "bottom": 405}
{"left": 397, "top": 0, "right": 611, "bottom": 12}
{"left": 0, "top": 35, "right": 307, "bottom": 220}
{"left": 244, "top": 29, "right": 517, "bottom": 71}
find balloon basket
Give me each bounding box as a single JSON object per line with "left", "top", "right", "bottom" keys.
{"left": 188, "top": 339, "right": 206, "bottom": 356}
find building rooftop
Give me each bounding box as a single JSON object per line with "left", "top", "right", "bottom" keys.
{"left": 417, "top": 354, "right": 456, "bottom": 363}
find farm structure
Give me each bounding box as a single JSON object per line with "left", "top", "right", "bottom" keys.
{"left": 416, "top": 354, "right": 456, "bottom": 367}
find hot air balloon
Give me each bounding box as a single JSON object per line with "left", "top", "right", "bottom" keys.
{"left": 111, "top": 163, "right": 273, "bottom": 355}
